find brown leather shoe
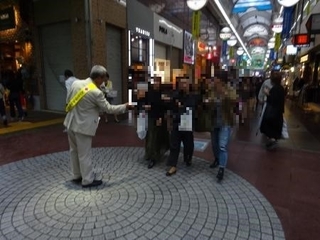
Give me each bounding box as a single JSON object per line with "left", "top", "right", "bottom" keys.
{"left": 166, "top": 167, "right": 177, "bottom": 176}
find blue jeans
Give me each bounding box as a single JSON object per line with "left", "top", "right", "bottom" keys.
{"left": 210, "top": 126, "right": 232, "bottom": 168}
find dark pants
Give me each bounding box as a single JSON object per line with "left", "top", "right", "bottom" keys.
{"left": 167, "top": 130, "right": 194, "bottom": 167}
{"left": 9, "top": 92, "right": 24, "bottom": 118}
{"left": 145, "top": 119, "right": 170, "bottom": 162}
{"left": 0, "top": 98, "right": 6, "bottom": 118}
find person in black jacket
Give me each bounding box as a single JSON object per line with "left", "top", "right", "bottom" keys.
{"left": 7, "top": 70, "right": 24, "bottom": 121}
{"left": 166, "top": 78, "right": 196, "bottom": 176}
{"left": 143, "top": 78, "right": 170, "bottom": 168}
{"left": 260, "top": 72, "right": 285, "bottom": 150}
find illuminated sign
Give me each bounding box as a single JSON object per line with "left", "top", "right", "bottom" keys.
{"left": 292, "top": 34, "right": 310, "bottom": 47}
{"left": 286, "top": 45, "right": 297, "bottom": 55}
{"left": 135, "top": 27, "right": 150, "bottom": 37}
{"left": 0, "top": 7, "right": 15, "bottom": 31}
{"left": 300, "top": 55, "right": 309, "bottom": 63}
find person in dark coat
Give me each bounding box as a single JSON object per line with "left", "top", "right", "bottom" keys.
{"left": 166, "top": 78, "right": 196, "bottom": 176}
{"left": 144, "top": 78, "right": 170, "bottom": 169}
{"left": 7, "top": 70, "right": 24, "bottom": 121}
{"left": 260, "top": 72, "right": 285, "bottom": 150}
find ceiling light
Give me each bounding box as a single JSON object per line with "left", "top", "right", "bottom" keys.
{"left": 277, "top": 0, "right": 300, "bottom": 7}
{"left": 187, "top": 0, "right": 208, "bottom": 11}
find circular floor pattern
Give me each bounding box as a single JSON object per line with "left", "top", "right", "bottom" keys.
{"left": 0, "top": 147, "right": 285, "bottom": 240}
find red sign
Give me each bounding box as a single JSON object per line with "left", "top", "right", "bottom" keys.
{"left": 292, "top": 34, "right": 310, "bottom": 46}
{"left": 211, "top": 46, "right": 221, "bottom": 64}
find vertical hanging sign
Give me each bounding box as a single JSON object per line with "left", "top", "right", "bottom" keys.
{"left": 192, "top": 11, "right": 201, "bottom": 39}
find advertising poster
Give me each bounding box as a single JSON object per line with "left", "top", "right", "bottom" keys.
{"left": 183, "top": 31, "right": 194, "bottom": 65}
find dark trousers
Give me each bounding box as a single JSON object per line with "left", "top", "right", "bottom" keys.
{"left": 145, "top": 119, "right": 170, "bottom": 162}
{"left": 0, "top": 98, "right": 6, "bottom": 118}
{"left": 167, "top": 130, "right": 194, "bottom": 167}
{"left": 9, "top": 92, "right": 24, "bottom": 118}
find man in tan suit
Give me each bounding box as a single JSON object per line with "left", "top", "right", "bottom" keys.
{"left": 64, "top": 65, "right": 129, "bottom": 188}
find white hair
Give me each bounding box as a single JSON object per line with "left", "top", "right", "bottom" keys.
{"left": 90, "top": 65, "right": 107, "bottom": 79}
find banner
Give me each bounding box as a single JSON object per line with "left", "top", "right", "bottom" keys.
{"left": 192, "top": 11, "right": 201, "bottom": 39}
{"left": 282, "top": 7, "right": 294, "bottom": 39}
{"left": 183, "top": 31, "right": 195, "bottom": 64}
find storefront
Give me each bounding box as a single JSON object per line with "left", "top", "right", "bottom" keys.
{"left": 127, "top": 0, "right": 154, "bottom": 89}
{"left": 153, "top": 13, "right": 183, "bottom": 83}
{"left": 0, "top": 2, "right": 35, "bottom": 110}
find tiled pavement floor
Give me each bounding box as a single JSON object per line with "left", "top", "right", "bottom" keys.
{"left": 0, "top": 104, "right": 319, "bottom": 240}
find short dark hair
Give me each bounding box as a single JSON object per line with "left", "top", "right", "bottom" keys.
{"left": 271, "top": 71, "right": 282, "bottom": 85}
{"left": 64, "top": 69, "right": 74, "bottom": 78}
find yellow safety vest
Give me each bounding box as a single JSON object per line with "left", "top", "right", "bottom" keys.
{"left": 65, "top": 82, "right": 97, "bottom": 112}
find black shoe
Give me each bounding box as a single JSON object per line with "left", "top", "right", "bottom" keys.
{"left": 185, "top": 158, "right": 192, "bottom": 166}
{"left": 72, "top": 177, "right": 82, "bottom": 184}
{"left": 3, "top": 119, "right": 8, "bottom": 127}
{"left": 216, "top": 167, "right": 224, "bottom": 181}
{"left": 266, "top": 140, "right": 277, "bottom": 150}
{"left": 210, "top": 159, "right": 219, "bottom": 168}
{"left": 148, "top": 159, "right": 155, "bottom": 169}
{"left": 82, "top": 180, "right": 102, "bottom": 188}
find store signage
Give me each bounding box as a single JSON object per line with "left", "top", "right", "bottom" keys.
{"left": 197, "top": 41, "right": 206, "bottom": 52}
{"left": 0, "top": 7, "right": 15, "bottom": 31}
{"left": 292, "top": 34, "right": 310, "bottom": 47}
{"left": 286, "top": 45, "right": 297, "bottom": 55}
{"left": 127, "top": 0, "right": 154, "bottom": 38}
{"left": 159, "top": 26, "right": 168, "bottom": 35}
{"left": 153, "top": 13, "right": 183, "bottom": 49}
{"left": 300, "top": 55, "right": 309, "bottom": 63}
{"left": 135, "top": 27, "right": 150, "bottom": 37}
{"left": 183, "top": 31, "right": 194, "bottom": 65}
{"left": 306, "top": 13, "right": 320, "bottom": 34}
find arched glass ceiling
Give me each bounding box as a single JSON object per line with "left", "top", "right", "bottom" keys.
{"left": 232, "top": 0, "right": 272, "bottom": 13}
{"left": 243, "top": 24, "right": 269, "bottom": 37}
{"left": 232, "top": 0, "right": 274, "bottom": 47}
{"left": 240, "top": 10, "right": 272, "bottom": 29}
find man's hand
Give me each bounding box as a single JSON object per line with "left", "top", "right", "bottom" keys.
{"left": 125, "top": 103, "right": 135, "bottom": 110}
{"left": 144, "top": 105, "right": 151, "bottom": 110}
{"left": 156, "top": 118, "right": 162, "bottom": 126}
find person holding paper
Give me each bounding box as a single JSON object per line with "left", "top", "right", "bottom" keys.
{"left": 166, "top": 78, "right": 196, "bottom": 176}
{"left": 64, "top": 65, "right": 129, "bottom": 188}
{"left": 144, "top": 78, "right": 170, "bottom": 169}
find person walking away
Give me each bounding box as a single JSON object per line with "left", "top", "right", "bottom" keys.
{"left": 0, "top": 81, "right": 8, "bottom": 127}
{"left": 166, "top": 78, "right": 196, "bottom": 176}
{"left": 64, "top": 70, "right": 78, "bottom": 132}
{"left": 64, "top": 65, "right": 130, "bottom": 188}
{"left": 7, "top": 70, "right": 24, "bottom": 121}
{"left": 64, "top": 69, "right": 77, "bottom": 99}
{"left": 260, "top": 72, "right": 285, "bottom": 150}
{"left": 209, "top": 78, "right": 238, "bottom": 181}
